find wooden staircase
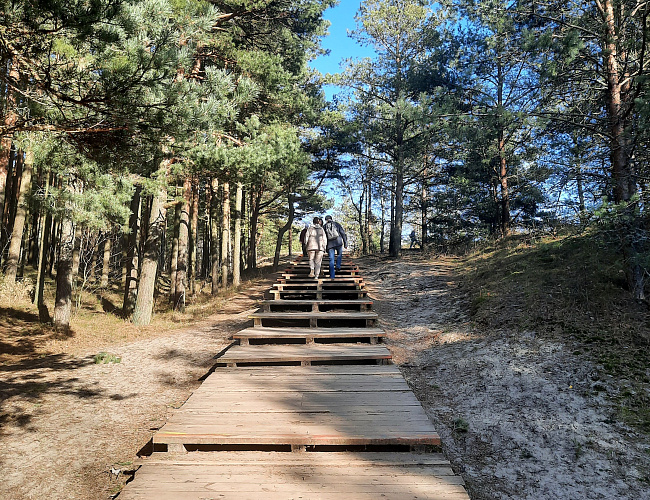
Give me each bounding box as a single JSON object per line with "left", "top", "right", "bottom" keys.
{"left": 119, "top": 255, "right": 471, "bottom": 499}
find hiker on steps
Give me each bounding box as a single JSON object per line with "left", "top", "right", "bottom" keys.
{"left": 324, "top": 215, "right": 348, "bottom": 279}
{"left": 305, "top": 216, "right": 327, "bottom": 278}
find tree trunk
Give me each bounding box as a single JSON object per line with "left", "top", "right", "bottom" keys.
{"left": 233, "top": 182, "right": 243, "bottom": 286}
{"left": 174, "top": 177, "right": 190, "bottom": 310}
{"left": 221, "top": 181, "right": 230, "bottom": 290}
{"left": 5, "top": 147, "right": 32, "bottom": 281}
{"left": 0, "top": 57, "right": 19, "bottom": 228}
{"left": 601, "top": 0, "right": 642, "bottom": 299}
{"left": 101, "top": 232, "right": 112, "bottom": 287}
{"left": 390, "top": 160, "right": 404, "bottom": 257}
{"left": 34, "top": 169, "right": 51, "bottom": 316}
{"left": 132, "top": 179, "right": 168, "bottom": 326}
{"left": 189, "top": 176, "right": 199, "bottom": 295}
{"left": 248, "top": 187, "right": 261, "bottom": 269}
{"left": 273, "top": 192, "right": 295, "bottom": 270}
{"left": 54, "top": 191, "right": 75, "bottom": 330}
{"left": 210, "top": 178, "right": 220, "bottom": 295}
{"left": 202, "top": 181, "right": 211, "bottom": 279}
{"left": 122, "top": 186, "right": 141, "bottom": 317}
{"left": 380, "top": 191, "right": 386, "bottom": 254}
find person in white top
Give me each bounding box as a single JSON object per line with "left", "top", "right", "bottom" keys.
{"left": 305, "top": 217, "right": 327, "bottom": 278}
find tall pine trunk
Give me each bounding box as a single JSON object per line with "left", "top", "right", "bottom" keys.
{"left": 54, "top": 182, "right": 75, "bottom": 330}
{"left": 169, "top": 194, "right": 181, "bottom": 300}
{"left": 0, "top": 57, "right": 19, "bottom": 229}
{"left": 189, "top": 176, "right": 199, "bottom": 295}
{"left": 221, "top": 181, "right": 230, "bottom": 290}
{"left": 100, "top": 232, "right": 112, "bottom": 288}
{"left": 273, "top": 192, "right": 295, "bottom": 270}
{"left": 248, "top": 187, "right": 261, "bottom": 269}
{"left": 210, "top": 178, "right": 220, "bottom": 295}
{"left": 174, "top": 177, "right": 191, "bottom": 310}
{"left": 122, "top": 187, "right": 141, "bottom": 317}
{"left": 233, "top": 182, "right": 243, "bottom": 286}
{"left": 5, "top": 147, "right": 33, "bottom": 281}
{"left": 34, "top": 169, "right": 51, "bottom": 321}
{"left": 601, "top": 0, "right": 642, "bottom": 299}
{"left": 132, "top": 179, "right": 168, "bottom": 326}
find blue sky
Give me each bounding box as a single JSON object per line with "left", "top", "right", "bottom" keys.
{"left": 309, "top": 1, "right": 376, "bottom": 101}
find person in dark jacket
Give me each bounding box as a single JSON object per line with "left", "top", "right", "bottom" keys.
{"left": 323, "top": 215, "right": 347, "bottom": 278}
{"left": 299, "top": 222, "right": 309, "bottom": 257}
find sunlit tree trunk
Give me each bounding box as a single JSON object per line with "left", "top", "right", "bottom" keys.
{"left": 5, "top": 147, "right": 32, "bottom": 281}
{"left": 122, "top": 187, "right": 141, "bottom": 316}
{"left": 189, "top": 176, "right": 199, "bottom": 295}
{"left": 100, "top": 232, "right": 112, "bottom": 288}
{"left": 174, "top": 177, "right": 191, "bottom": 310}
{"left": 233, "top": 182, "right": 243, "bottom": 286}
{"left": 221, "top": 181, "right": 230, "bottom": 290}
{"left": 273, "top": 192, "right": 294, "bottom": 270}
{"left": 210, "top": 178, "right": 220, "bottom": 295}
{"left": 54, "top": 181, "right": 75, "bottom": 330}
{"left": 132, "top": 175, "right": 168, "bottom": 326}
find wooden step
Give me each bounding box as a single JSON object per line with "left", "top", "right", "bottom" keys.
{"left": 260, "top": 299, "right": 373, "bottom": 312}
{"left": 271, "top": 282, "right": 364, "bottom": 290}
{"left": 119, "top": 452, "right": 469, "bottom": 500}
{"left": 288, "top": 264, "right": 357, "bottom": 271}
{"left": 275, "top": 274, "right": 363, "bottom": 286}
{"left": 249, "top": 311, "right": 378, "bottom": 328}
{"left": 216, "top": 344, "right": 391, "bottom": 367}
{"left": 233, "top": 326, "right": 386, "bottom": 345}
{"left": 280, "top": 272, "right": 361, "bottom": 279}
{"left": 266, "top": 289, "right": 370, "bottom": 300}
{"left": 151, "top": 365, "right": 444, "bottom": 451}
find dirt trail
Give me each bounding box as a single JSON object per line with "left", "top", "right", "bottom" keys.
{"left": 0, "top": 280, "right": 269, "bottom": 500}
{"left": 360, "top": 252, "right": 650, "bottom": 500}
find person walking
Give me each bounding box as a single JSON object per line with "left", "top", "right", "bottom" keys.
{"left": 409, "top": 229, "right": 420, "bottom": 249}
{"left": 323, "top": 215, "right": 347, "bottom": 279}
{"left": 305, "top": 217, "right": 327, "bottom": 278}
{"left": 299, "top": 222, "right": 309, "bottom": 257}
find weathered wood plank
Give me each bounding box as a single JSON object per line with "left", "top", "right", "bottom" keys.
{"left": 234, "top": 326, "right": 385, "bottom": 342}
{"left": 119, "top": 452, "right": 470, "bottom": 500}
{"left": 217, "top": 344, "right": 391, "bottom": 364}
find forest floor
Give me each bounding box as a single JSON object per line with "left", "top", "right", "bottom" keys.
{"left": 1, "top": 238, "right": 649, "bottom": 499}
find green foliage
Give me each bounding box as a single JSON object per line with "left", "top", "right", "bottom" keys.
{"left": 93, "top": 352, "right": 122, "bottom": 364}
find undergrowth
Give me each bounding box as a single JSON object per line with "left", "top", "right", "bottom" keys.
{"left": 459, "top": 230, "right": 650, "bottom": 433}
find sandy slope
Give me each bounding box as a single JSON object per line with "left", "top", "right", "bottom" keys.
{"left": 361, "top": 252, "right": 650, "bottom": 500}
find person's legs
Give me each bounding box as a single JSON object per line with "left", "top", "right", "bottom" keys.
{"left": 308, "top": 250, "right": 316, "bottom": 277}
{"left": 313, "top": 251, "right": 323, "bottom": 277}
{"left": 335, "top": 245, "right": 343, "bottom": 271}
{"left": 328, "top": 247, "right": 336, "bottom": 278}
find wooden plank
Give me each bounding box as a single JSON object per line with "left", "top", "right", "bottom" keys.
{"left": 138, "top": 451, "right": 454, "bottom": 466}
{"left": 249, "top": 311, "right": 378, "bottom": 320}
{"left": 267, "top": 289, "right": 370, "bottom": 299}
{"left": 261, "top": 300, "right": 372, "bottom": 314}
{"left": 217, "top": 344, "right": 391, "bottom": 364}
{"left": 120, "top": 452, "right": 470, "bottom": 500}
{"left": 152, "top": 365, "right": 440, "bottom": 448}
{"left": 234, "top": 327, "right": 385, "bottom": 344}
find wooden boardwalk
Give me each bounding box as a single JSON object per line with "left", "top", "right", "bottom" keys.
{"left": 119, "top": 255, "right": 470, "bottom": 499}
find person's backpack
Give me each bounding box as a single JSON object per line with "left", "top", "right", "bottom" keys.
{"left": 324, "top": 221, "right": 340, "bottom": 240}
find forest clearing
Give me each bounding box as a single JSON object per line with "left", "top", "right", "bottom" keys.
{"left": 3, "top": 0, "right": 650, "bottom": 498}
